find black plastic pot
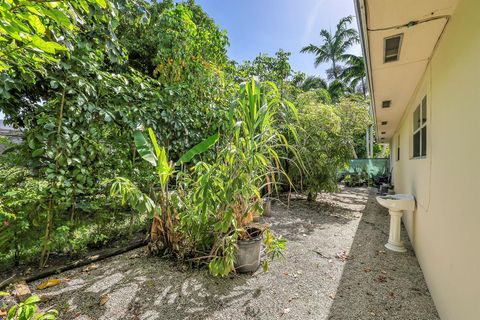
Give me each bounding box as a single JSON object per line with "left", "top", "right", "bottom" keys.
{"left": 234, "top": 227, "right": 262, "bottom": 273}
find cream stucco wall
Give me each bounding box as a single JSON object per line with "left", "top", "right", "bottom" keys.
{"left": 391, "top": 0, "right": 480, "bottom": 318}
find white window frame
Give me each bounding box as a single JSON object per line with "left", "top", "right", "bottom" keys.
{"left": 412, "top": 95, "right": 427, "bottom": 159}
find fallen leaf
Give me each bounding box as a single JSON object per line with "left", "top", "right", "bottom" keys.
{"left": 37, "top": 279, "right": 61, "bottom": 290}
{"left": 376, "top": 274, "right": 387, "bottom": 283}
{"left": 14, "top": 282, "right": 31, "bottom": 301}
{"left": 99, "top": 294, "right": 109, "bottom": 306}
{"left": 328, "top": 294, "right": 335, "bottom": 300}
{"left": 82, "top": 264, "right": 98, "bottom": 273}
{"left": 363, "top": 268, "right": 372, "bottom": 273}
{"left": 0, "top": 309, "right": 7, "bottom": 317}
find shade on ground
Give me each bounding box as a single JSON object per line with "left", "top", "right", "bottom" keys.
{"left": 31, "top": 187, "right": 439, "bottom": 319}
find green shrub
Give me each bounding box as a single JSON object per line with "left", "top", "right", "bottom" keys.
{"left": 0, "top": 292, "right": 58, "bottom": 320}
{"left": 290, "top": 95, "right": 371, "bottom": 198}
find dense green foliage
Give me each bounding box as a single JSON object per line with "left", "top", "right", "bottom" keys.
{"left": 0, "top": 0, "right": 113, "bottom": 75}
{"left": 0, "top": 0, "right": 234, "bottom": 267}
{"left": 0, "top": 0, "right": 374, "bottom": 274}
{"left": 290, "top": 93, "right": 371, "bottom": 198}
{"left": 108, "top": 80, "right": 290, "bottom": 276}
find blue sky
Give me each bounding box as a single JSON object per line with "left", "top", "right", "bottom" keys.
{"left": 196, "top": 0, "right": 362, "bottom": 78}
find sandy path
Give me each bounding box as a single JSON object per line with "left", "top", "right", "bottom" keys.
{"left": 30, "top": 187, "right": 439, "bottom": 320}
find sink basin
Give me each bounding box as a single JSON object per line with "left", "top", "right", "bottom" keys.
{"left": 376, "top": 194, "right": 415, "bottom": 212}
{"left": 376, "top": 194, "right": 416, "bottom": 253}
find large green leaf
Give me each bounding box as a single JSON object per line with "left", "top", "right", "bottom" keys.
{"left": 30, "top": 35, "right": 66, "bottom": 54}
{"left": 177, "top": 133, "right": 219, "bottom": 165}
{"left": 133, "top": 130, "right": 157, "bottom": 166}
{"left": 27, "top": 15, "right": 46, "bottom": 34}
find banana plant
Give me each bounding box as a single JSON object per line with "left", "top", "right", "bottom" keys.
{"left": 110, "top": 128, "right": 218, "bottom": 253}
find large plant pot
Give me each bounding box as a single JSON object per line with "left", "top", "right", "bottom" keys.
{"left": 235, "top": 227, "right": 262, "bottom": 273}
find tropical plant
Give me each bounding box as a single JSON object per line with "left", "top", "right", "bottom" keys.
{"left": 291, "top": 94, "right": 371, "bottom": 199}
{"left": 1, "top": 292, "right": 58, "bottom": 320}
{"left": 116, "top": 1, "right": 233, "bottom": 160}
{"left": 300, "top": 16, "right": 359, "bottom": 81}
{"left": 340, "top": 54, "right": 366, "bottom": 95}
{"left": 299, "top": 76, "right": 328, "bottom": 92}
{"left": 188, "top": 79, "right": 296, "bottom": 276}
{"left": 335, "top": 96, "right": 372, "bottom": 158}
{"left": 109, "top": 128, "right": 219, "bottom": 255}
{"left": 290, "top": 101, "right": 349, "bottom": 199}
{"left": 0, "top": 0, "right": 232, "bottom": 268}
{"left": 236, "top": 50, "right": 293, "bottom": 99}
{"left": 0, "top": 0, "right": 112, "bottom": 75}
{"left": 0, "top": 166, "right": 49, "bottom": 266}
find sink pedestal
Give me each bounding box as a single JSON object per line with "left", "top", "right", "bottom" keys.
{"left": 376, "top": 194, "right": 415, "bottom": 253}
{"left": 385, "top": 210, "right": 406, "bottom": 252}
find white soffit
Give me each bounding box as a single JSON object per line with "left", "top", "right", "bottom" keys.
{"left": 365, "top": 0, "right": 459, "bottom": 141}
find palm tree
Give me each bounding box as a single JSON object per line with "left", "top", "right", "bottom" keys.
{"left": 300, "top": 16, "right": 359, "bottom": 81}
{"left": 300, "top": 76, "right": 327, "bottom": 91}
{"left": 326, "top": 80, "right": 349, "bottom": 102}
{"left": 340, "top": 54, "right": 366, "bottom": 96}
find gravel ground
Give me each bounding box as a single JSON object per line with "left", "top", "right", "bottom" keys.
{"left": 27, "top": 187, "right": 439, "bottom": 320}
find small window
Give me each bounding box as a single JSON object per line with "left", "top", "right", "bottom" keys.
{"left": 413, "top": 96, "right": 427, "bottom": 158}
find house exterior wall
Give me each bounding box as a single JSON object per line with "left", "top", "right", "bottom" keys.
{"left": 391, "top": 0, "right": 480, "bottom": 318}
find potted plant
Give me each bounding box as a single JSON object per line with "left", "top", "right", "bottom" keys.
{"left": 108, "top": 79, "right": 299, "bottom": 277}
{"left": 198, "top": 79, "right": 298, "bottom": 275}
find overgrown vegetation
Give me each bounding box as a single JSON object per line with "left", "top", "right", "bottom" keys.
{"left": 0, "top": 0, "right": 375, "bottom": 276}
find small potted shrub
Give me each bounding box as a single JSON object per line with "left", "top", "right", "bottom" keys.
{"left": 201, "top": 79, "right": 296, "bottom": 275}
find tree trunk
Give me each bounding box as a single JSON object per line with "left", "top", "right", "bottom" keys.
{"left": 362, "top": 77, "right": 366, "bottom": 97}
{"left": 40, "top": 199, "right": 54, "bottom": 268}
{"left": 332, "top": 59, "right": 338, "bottom": 80}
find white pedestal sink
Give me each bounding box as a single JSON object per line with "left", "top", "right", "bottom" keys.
{"left": 376, "top": 194, "right": 415, "bottom": 252}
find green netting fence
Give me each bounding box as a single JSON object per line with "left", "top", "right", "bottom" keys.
{"left": 340, "top": 158, "right": 390, "bottom": 178}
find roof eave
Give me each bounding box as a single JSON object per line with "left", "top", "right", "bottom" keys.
{"left": 354, "top": 0, "right": 380, "bottom": 141}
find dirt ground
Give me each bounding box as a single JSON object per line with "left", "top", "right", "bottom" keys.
{"left": 25, "top": 187, "right": 439, "bottom": 319}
